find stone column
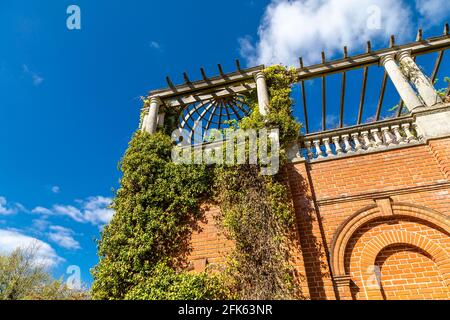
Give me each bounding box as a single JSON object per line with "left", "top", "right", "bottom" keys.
{"left": 143, "top": 96, "right": 162, "bottom": 134}
{"left": 380, "top": 54, "right": 422, "bottom": 112}
{"left": 398, "top": 50, "right": 442, "bottom": 107}
{"left": 254, "top": 72, "right": 270, "bottom": 116}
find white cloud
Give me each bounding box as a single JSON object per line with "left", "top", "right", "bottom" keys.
{"left": 82, "top": 196, "right": 115, "bottom": 226}
{"left": 53, "top": 205, "right": 85, "bottom": 223}
{"left": 32, "top": 196, "right": 114, "bottom": 227}
{"left": 239, "top": 0, "right": 446, "bottom": 66}
{"left": 0, "top": 229, "right": 63, "bottom": 268}
{"left": 0, "top": 196, "right": 25, "bottom": 215}
{"left": 416, "top": 0, "right": 450, "bottom": 25}
{"left": 51, "top": 186, "right": 60, "bottom": 194}
{"left": 47, "top": 226, "right": 81, "bottom": 250}
{"left": 32, "top": 206, "right": 52, "bottom": 215}
{"left": 149, "top": 41, "right": 162, "bottom": 51}
{"left": 22, "top": 64, "right": 44, "bottom": 86}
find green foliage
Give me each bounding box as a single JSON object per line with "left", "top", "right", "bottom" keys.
{"left": 240, "top": 65, "right": 301, "bottom": 148}
{"left": 94, "top": 65, "right": 303, "bottom": 300}
{"left": 0, "top": 247, "right": 89, "bottom": 300}
{"left": 212, "top": 65, "right": 302, "bottom": 299}
{"left": 91, "top": 131, "right": 214, "bottom": 300}
{"left": 124, "top": 262, "right": 230, "bottom": 300}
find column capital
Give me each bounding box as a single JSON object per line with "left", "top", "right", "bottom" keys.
{"left": 397, "top": 50, "right": 412, "bottom": 62}
{"left": 149, "top": 96, "right": 162, "bottom": 106}
{"left": 379, "top": 53, "right": 396, "bottom": 66}
{"left": 254, "top": 71, "right": 266, "bottom": 81}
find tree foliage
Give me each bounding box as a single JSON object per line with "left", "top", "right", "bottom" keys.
{"left": 0, "top": 246, "right": 88, "bottom": 300}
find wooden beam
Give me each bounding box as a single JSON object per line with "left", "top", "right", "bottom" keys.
{"left": 416, "top": 28, "right": 423, "bottom": 41}
{"left": 183, "top": 72, "right": 191, "bottom": 84}
{"left": 375, "top": 72, "right": 388, "bottom": 121}
{"left": 357, "top": 42, "right": 371, "bottom": 125}
{"left": 390, "top": 35, "right": 395, "bottom": 48}
{"left": 321, "top": 52, "right": 327, "bottom": 131}
{"left": 218, "top": 64, "right": 225, "bottom": 77}
{"left": 295, "top": 36, "right": 450, "bottom": 81}
{"left": 431, "top": 51, "right": 444, "bottom": 83}
{"left": 339, "top": 47, "right": 348, "bottom": 128}
{"left": 299, "top": 57, "right": 309, "bottom": 134}
{"left": 200, "top": 68, "right": 208, "bottom": 82}
{"left": 235, "top": 59, "right": 242, "bottom": 71}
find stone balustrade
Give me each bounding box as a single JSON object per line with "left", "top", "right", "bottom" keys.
{"left": 299, "top": 118, "right": 422, "bottom": 161}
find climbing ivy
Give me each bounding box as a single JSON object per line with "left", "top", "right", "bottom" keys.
{"left": 91, "top": 131, "right": 216, "bottom": 300}
{"left": 92, "top": 65, "right": 304, "bottom": 300}
{"left": 213, "top": 66, "right": 302, "bottom": 299}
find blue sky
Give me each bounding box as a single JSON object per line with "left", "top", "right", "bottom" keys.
{"left": 0, "top": 0, "right": 448, "bottom": 287}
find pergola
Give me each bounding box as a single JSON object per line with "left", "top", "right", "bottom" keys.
{"left": 141, "top": 25, "right": 450, "bottom": 146}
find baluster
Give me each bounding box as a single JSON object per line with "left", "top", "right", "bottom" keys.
{"left": 401, "top": 123, "right": 415, "bottom": 142}
{"left": 351, "top": 133, "right": 363, "bottom": 151}
{"left": 332, "top": 136, "right": 343, "bottom": 155}
{"left": 361, "top": 131, "right": 373, "bottom": 150}
{"left": 322, "top": 138, "right": 333, "bottom": 157}
{"left": 370, "top": 129, "right": 383, "bottom": 147}
{"left": 342, "top": 134, "right": 354, "bottom": 153}
{"left": 391, "top": 125, "right": 406, "bottom": 144}
{"left": 313, "top": 140, "right": 324, "bottom": 158}
{"left": 381, "top": 127, "right": 395, "bottom": 146}
{"left": 412, "top": 123, "right": 422, "bottom": 141}
{"left": 305, "top": 141, "right": 314, "bottom": 159}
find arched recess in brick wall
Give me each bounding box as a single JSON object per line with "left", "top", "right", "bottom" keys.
{"left": 359, "top": 230, "right": 450, "bottom": 299}
{"left": 330, "top": 201, "right": 450, "bottom": 299}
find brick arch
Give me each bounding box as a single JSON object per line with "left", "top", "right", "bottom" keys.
{"left": 330, "top": 202, "right": 450, "bottom": 278}
{"left": 359, "top": 230, "right": 450, "bottom": 299}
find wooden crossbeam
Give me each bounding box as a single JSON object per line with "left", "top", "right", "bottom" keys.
{"left": 431, "top": 51, "right": 444, "bottom": 83}
{"left": 357, "top": 42, "right": 371, "bottom": 125}
{"left": 235, "top": 59, "right": 241, "bottom": 71}
{"left": 321, "top": 52, "right": 327, "bottom": 131}
{"left": 295, "top": 35, "right": 450, "bottom": 81}
{"left": 375, "top": 72, "right": 388, "bottom": 121}
{"left": 152, "top": 34, "right": 450, "bottom": 109}
{"left": 299, "top": 57, "right": 309, "bottom": 134}
{"left": 396, "top": 101, "right": 404, "bottom": 118}
{"left": 218, "top": 64, "right": 225, "bottom": 77}
{"left": 339, "top": 46, "right": 348, "bottom": 128}
{"left": 200, "top": 68, "right": 208, "bottom": 82}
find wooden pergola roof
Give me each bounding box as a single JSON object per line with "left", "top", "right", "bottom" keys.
{"left": 148, "top": 24, "right": 450, "bottom": 141}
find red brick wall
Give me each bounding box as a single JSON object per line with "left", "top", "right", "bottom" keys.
{"left": 187, "top": 137, "right": 450, "bottom": 300}
{"left": 375, "top": 245, "right": 450, "bottom": 300}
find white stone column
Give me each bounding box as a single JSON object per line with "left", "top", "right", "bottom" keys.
{"left": 144, "top": 96, "right": 162, "bottom": 134}
{"left": 380, "top": 54, "right": 422, "bottom": 111}
{"left": 255, "top": 72, "right": 270, "bottom": 116}
{"left": 141, "top": 113, "right": 149, "bottom": 133}
{"left": 398, "top": 51, "right": 442, "bottom": 107}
